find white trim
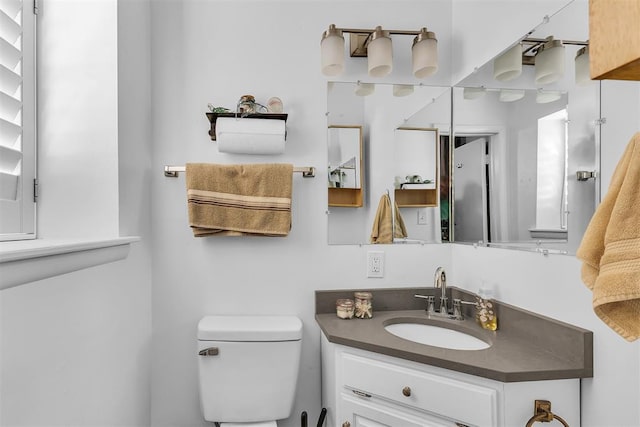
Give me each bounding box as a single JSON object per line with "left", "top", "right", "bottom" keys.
{"left": 0, "top": 236, "right": 139, "bottom": 289}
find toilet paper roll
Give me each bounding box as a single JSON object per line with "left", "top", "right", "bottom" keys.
{"left": 216, "top": 117, "right": 286, "bottom": 155}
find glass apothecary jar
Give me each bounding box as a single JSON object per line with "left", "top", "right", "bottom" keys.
{"left": 336, "top": 299, "right": 355, "bottom": 319}
{"left": 354, "top": 292, "right": 373, "bottom": 319}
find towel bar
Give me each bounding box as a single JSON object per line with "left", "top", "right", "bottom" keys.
{"left": 164, "top": 165, "right": 315, "bottom": 178}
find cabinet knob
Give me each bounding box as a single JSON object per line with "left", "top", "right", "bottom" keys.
{"left": 402, "top": 386, "right": 412, "bottom": 397}
{"left": 342, "top": 422, "right": 351, "bottom": 427}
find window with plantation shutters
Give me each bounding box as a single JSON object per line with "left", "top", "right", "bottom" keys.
{"left": 0, "top": 0, "right": 36, "bottom": 241}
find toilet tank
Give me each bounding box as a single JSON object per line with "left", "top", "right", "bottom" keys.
{"left": 197, "top": 315, "right": 303, "bottom": 423}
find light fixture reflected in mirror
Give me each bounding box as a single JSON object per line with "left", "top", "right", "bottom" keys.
{"left": 320, "top": 24, "right": 345, "bottom": 76}
{"left": 393, "top": 84, "right": 414, "bottom": 97}
{"left": 499, "top": 89, "right": 525, "bottom": 102}
{"left": 463, "top": 87, "right": 487, "bottom": 100}
{"left": 536, "top": 89, "right": 562, "bottom": 104}
{"left": 575, "top": 46, "right": 590, "bottom": 85}
{"left": 320, "top": 25, "right": 438, "bottom": 78}
{"left": 534, "top": 37, "right": 565, "bottom": 85}
{"left": 354, "top": 82, "right": 375, "bottom": 96}
{"left": 493, "top": 43, "right": 522, "bottom": 82}
{"left": 412, "top": 28, "right": 438, "bottom": 78}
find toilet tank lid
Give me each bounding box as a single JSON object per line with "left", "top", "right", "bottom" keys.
{"left": 198, "top": 315, "right": 302, "bottom": 341}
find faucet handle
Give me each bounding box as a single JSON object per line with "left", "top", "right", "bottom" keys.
{"left": 414, "top": 294, "right": 436, "bottom": 314}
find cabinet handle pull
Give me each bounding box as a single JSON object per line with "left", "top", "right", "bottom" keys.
{"left": 402, "top": 386, "right": 411, "bottom": 397}
{"left": 352, "top": 389, "right": 372, "bottom": 398}
{"left": 342, "top": 422, "right": 351, "bottom": 427}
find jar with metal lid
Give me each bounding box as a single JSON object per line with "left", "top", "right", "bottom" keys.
{"left": 336, "top": 299, "right": 355, "bottom": 319}
{"left": 354, "top": 292, "right": 373, "bottom": 319}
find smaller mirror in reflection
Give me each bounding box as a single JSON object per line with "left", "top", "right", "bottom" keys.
{"left": 328, "top": 126, "right": 362, "bottom": 189}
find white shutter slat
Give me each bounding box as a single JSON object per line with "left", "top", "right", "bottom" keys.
{"left": 0, "top": 63, "right": 21, "bottom": 96}
{"left": 0, "top": 116, "right": 21, "bottom": 147}
{"left": 0, "top": 0, "right": 21, "bottom": 19}
{"left": 0, "top": 144, "right": 21, "bottom": 172}
{"left": 0, "top": 90, "right": 21, "bottom": 121}
{"left": 0, "top": 9, "right": 21, "bottom": 43}
{"left": 0, "top": 37, "right": 21, "bottom": 70}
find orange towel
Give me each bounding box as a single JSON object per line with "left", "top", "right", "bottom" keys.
{"left": 576, "top": 133, "right": 640, "bottom": 341}
{"left": 185, "top": 163, "right": 293, "bottom": 237}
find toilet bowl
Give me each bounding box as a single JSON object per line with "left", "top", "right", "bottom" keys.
{"left": 197, "top": 315, "right": 303, "bottom": 425}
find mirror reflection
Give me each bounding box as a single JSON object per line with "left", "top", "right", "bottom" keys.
{"left": 328, "top": 126, "right": 363, "bottom": 190}
{"left": 453, "top": 0, "right": 599, "bottom": 254}
{"left": 327, "top": 82, "right": 451, "bottom": 245}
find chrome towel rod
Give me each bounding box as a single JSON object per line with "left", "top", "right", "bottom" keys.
{"left": 164, "top": 165, "right": 315, "bottom": 178}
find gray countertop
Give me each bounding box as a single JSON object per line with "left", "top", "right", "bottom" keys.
{"left": 315, "top": 287, "right": 593, "bottom": 383}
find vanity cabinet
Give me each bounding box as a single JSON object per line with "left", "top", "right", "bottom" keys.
{"left": 321, "top": 335, "right": 580, "bottom": 427}
{"left": 589, "top": 0, "right": 640, "bottom": 80}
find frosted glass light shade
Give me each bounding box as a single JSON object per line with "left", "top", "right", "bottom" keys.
{"left": 493, "top": 43, "right": 522, "bottom": 82}
{"left": 575, "top": 46, "right": 590, "bottom": 85}
{"left": 535, "top": 39, "right": 565, "bottom": 85}
{"left": 321, "top": 25, "right": 345, "bottom": 76}
{"left": 412, "top": 28, "right": 438, "bottom": 78}
{"left": 499, "top": 89, "right": 525, "bottom": 102}
{"left": 393, "top": 84, "right": 414, "bottom": 97}
{"left": 463, "top": 87, "right": 487, "bottom": 100}
{"left": 354, "top": 82, "right": 375, "bottom": 96}
{"left": 368, "top": 27, "right": 392, "bottom": 77}
{"left": 536, "top": 90, "right": 562, "bottom": 104}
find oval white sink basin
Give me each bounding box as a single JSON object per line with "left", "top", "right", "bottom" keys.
{"left": 385, "top": 323, "right": 490, "bottom": 350}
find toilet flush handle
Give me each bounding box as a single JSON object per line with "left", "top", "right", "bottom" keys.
{"left": 198, "top": 347, "right": 219, "bottom": 356}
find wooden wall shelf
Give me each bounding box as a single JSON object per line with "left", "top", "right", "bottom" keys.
{"left": 395, "top": 189, "right": 438, "bottom": 207}
{"left": 205, "top": 112, "right": 288, "bottom": 141}
{"left": 328, "top": 188, "right": 363, "bottom": 207}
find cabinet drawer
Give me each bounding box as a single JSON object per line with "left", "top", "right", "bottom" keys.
{"left": 342, "top": 354, "right": 497, "bottom": 426}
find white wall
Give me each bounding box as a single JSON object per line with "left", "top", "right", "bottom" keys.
{"left": 149, "top": 1, "right": 453, "bottom": 425}
{"left": 0, "top": 0, "right": 153, "bottom": 425}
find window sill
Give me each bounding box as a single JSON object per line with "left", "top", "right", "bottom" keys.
{"left": 0, "top": 236, "right": 140, "bottom": 290}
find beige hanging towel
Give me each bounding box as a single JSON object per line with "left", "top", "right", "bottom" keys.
{"left": 370, "top": 193, "right": 408, "bottom": 244}
{"left": 576, "top": 132, "right": 640, "bottom": 341}
{"left": 185, "top": 163, "right": 293, "bottom": 237}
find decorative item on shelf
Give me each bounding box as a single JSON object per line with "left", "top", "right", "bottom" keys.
{"left": 207, "top": 104, "right": 231, "bottom": 114}
{"left": 267, "top": 97, "right": 283, "bottom": 113}
{"left": 354, "top": 292, "right": 373, "bottom": 319}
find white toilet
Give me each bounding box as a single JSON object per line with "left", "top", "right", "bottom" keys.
{"left": 197, "top": 315, "right": 303, "bottom": 426}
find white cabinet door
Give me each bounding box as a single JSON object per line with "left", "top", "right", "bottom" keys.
{"left": 340, "top": 393, "right": 453, "bottom": 427}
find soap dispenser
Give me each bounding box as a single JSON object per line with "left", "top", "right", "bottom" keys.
{"left": 476, "top": 284, "right": 498, "bottom": 331}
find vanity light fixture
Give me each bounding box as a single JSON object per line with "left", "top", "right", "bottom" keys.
{"left": 321, "top": 24, "right": 345, "bottom": 76}
{"left": 534, "top": 37, "right": 566, "bottom": 85}
{"left": 493, "top": 43, "right": 523, "bottom": 82}
{"left": 320, "top": 25, "right": 438, "bottom": 79}
{"left": 499, "top": 89, "right": 525, "bottom": 102}
{"left": 463, "top": 87, "right": 487, "bottom": 100}
{"left": 354, "top": 81, "right": 375, "bottom": 96}
{"left": 393, "top": 84, "right": 414, "bottom": 97}
{"left": 574, "top": 46, "right": 590, "bottom": 85}
{"left": 535, "top": 89, "right": 563, "bottom": 104}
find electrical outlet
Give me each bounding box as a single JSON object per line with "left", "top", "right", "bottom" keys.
{"left": 367, "top": 251, "right": 384, "bottom": 278}
{"left": 417, "top": 208, "right": 428, "bottom": 225}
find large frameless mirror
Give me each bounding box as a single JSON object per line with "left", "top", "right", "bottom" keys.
{"left": 452, "top": 0, "right": 599, "bottom": 255}
{"left": 327, "top": 82, "right": 451, "bottom": 245}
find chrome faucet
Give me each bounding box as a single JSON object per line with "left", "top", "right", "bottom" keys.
{"left": 434, "top": 266, "right": 448, "bottom": 314}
